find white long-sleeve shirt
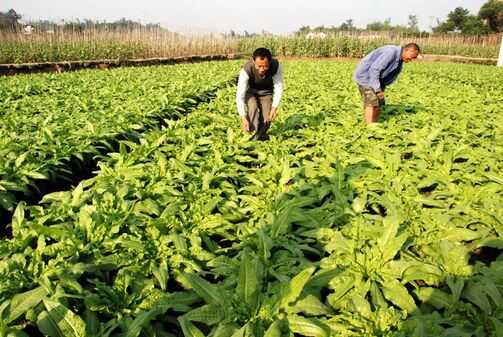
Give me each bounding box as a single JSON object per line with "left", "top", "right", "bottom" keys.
{"left": 236, "top": 64, "right": 284, "bottom": 117}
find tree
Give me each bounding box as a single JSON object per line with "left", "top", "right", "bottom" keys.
{"left": 462, "top": 15, "right": 490, "bottom": 35}
{"left": 0, "top": 9, "right": 21, "bottom": 30}
{"left": 366, "top": 18, "right": 393, "bottom": 31}
{"left": 339, "top": 19, "right": 355, "bottom": 31}
{"left": 479, "top": 0, "right": 503, "bottom": 32}
{"left": 447, "top": 7, "right": 470, "bottom": 29}
{"left": 433, "top": 7, "right": 475, "bottom": 33}
{"left": 296, "top": 25, "right": 311, "bottom": 35}
{"left": 408, "top": 15, "right": 419, "bottom": 32}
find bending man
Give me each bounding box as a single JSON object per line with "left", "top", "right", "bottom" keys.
{"left": 354, "top": 43, "right": 421, "bottom": 124}
{"left": 236, "top": 48, "right": 284, "bottom": 140}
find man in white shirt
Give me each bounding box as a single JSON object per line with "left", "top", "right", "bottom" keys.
{"left": 236, "top": 48, "right": 284, "bottom": 140}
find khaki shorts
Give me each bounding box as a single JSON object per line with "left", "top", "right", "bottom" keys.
{"left": 358, "top": 85, "right": 385, "bottom": 108}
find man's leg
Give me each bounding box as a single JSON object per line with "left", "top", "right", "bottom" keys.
{"left": 256, "top": 95, "right": 273, "bottom": 140}
{"left": 364, "top": 106, "right": 380, "bottom": 124}
{"left": 358, "top": 85, "right": 380, "bottom": 124}
{"left": 246, "top": 94, "right": 260, "bottom": 133}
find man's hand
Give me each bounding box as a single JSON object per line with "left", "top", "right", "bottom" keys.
{"left": 376, "top": 91, "right": 385, "bottom": 100}
{"left": 241, "top": 116, "right": 250, "bottom": 132}
{"left": 269, "top": 107, "right": 278, "bottom": 122}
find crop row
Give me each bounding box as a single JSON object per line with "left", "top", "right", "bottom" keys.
{"left": 1, "top": 31, "right": 500, "bottom": 64}
{"left": 0, "top": 61, "right": 502, "bottom": 336}
{"left": 0, "top": 61, "right": 241, "bottom": 215}
{"left": 237, "top": 36, "right": 501, "bottom": 59}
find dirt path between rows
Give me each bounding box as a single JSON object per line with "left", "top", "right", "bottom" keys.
{"left": 0, "top": 53, "right": 497, "bottom": 77}
{"left": 0, "top": 53, "right": 247, "bottom": 76}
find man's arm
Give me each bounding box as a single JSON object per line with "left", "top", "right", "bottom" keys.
{"left": 368, "top": 53, "right": 394, "bottom": 94}
{"left": 236, "top": 69, "right": 249, "bottom": 116}
{"left": 236, "top": 69, "right": 250, "bottom": 131}
{"left": 270, "top": 64, "right": 284, "bottom": 121}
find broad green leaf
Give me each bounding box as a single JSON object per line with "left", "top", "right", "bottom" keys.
{"left": 124, "top": 308, "right": 164, "bottom": 337}
{"left": 443, "top": 228, "right": 482, "bottom": 242}
{"left": 414, "top": 287, "right": 453, "bottom": 309}
{"left": 279, "top": 161, "right": 295, "bottom": 186}
{"left": 256, "top": 230, "right": 272, "bottom": 261}
{"left": 281, "top": 267, "right": 316, "bottom": 308}
{"left": 381, "top": 233, "right": 408, "bottom": 263}
{"left": 370, "top": 281, "right": 388, "bottom": 309}
{"left": 71, "top": 182, "right": 85, "bottom": 207}
{"left": 462, "top": 282, "right": 491, "bottom": 313}
{"left": 270, "top": 208, "right": 291, "bottom": 238}
{"left": 490, "top": 318, "right": 503, "bottom": 337}
{"left": 11, "top": 201, "right": 26, "bottom": 236}
{"left": 24, "top": 171, "right": 49, "bottom": 180}
{"left": 230, "top": 323, "right": 254, "bottom": 337}
{"left": 484, "top": 173, "right": 503, "bottom": 185}
{"left": 38, "top": 299, "right": 87, "bottom": 337}
{"left": 133, "top": 199, "right": 161, "bottom": 216}
{"left": 7, "top": 286, "right": 48, "bottom": 323}
{"left": 287, "top": 315, "right": 329, "bottom": 337}
{"left": 327, "top": 275, "right": 355, "bottom": 309}
{"left": 439, "top": 240, "right": 472, "bottom": 276}
{"left": 483, "top": 279, "right": 503, "bottom": 307}
{"left": 182, "top": 273, "right": 223, "bottom": 305}
{"left": 84, "top": 310, "right": 99, "bottom": 336}
{"left": 236, "top": 251, "right": 261, "bottom": 311}
{"left": 289, "top": 295, "right": 332, "bottom": 316}
{"left": 382, "top": 279, "right": 417, "bottom": 314}
{"left": 15, "top": 152, "right": 29, "bottom": 168}
{"left": 78, "top": 206, "right": 94, "bottom": 237}
{"left": 264, "top": 320, "right": 283, "bottom": 337}
{"left": 378, "top": 215, "right": 400, "bottom": 248}
{"left": 446, "top": 276, "right": 464, "bottom": 302}
{"left": 350, "top": 294, "right": 372, "bottom": 319}
{"left": 401, "top": 264, "right": 443, "bottom": 286}
{"left": 178, "top": 317, "right": 205, "bottom": 337}
{"left": 211, "top": 323, "right": 240, "bottom": 337}
{"left": 306, "top": 269, "right": 341, "bottom": 289}
{"left": 352, "top": 195, "right": 366, "bottom": 213}
{"left": 183, "top": 304, "right": 224, "bottom": 326}
{"left": 152, "top": 260, "right": 169, "bottom": 291}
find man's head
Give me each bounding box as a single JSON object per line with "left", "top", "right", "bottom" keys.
{"left": 401, "top": 43, "right": 421, "bottom": 63}
{"left": 252, "top": 48, "right": 273, "bottom": 76}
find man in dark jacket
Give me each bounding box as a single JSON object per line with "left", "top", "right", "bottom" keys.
{"left": 236, "top": 48, "right": 284, "bottom": 140}
{"left": 354, "top": 43, "right": 421, "bottom": 124}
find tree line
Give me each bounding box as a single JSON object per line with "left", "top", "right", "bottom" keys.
{"left": 295, "top": 0, "right": 503, "bottom": 36}
{"left": 0, "top": 9, "right": 163, "bottom": 32}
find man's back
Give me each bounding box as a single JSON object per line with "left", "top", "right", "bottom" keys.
{"left": 353, "top": 45, "right": 402, "bottom": 88}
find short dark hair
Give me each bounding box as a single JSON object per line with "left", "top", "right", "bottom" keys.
{"left": 403, "top": 43, "right": 421, "bottom": 53}
{"left": 252, "top": 48, "right": 273, "bottom": 61}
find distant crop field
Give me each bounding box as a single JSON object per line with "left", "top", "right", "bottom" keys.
{"left": 0, "top": 29, "right": 500, "bottom": 63}
{"left": 239, "top": 34, "right": 502, "bottom": 59}
{"left": 1, "top": 60, "right": 503, "bottom": 337}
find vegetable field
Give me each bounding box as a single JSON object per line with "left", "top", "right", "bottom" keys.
{"left": 0, "top": 61, "right": 240, "bottom": 215}
{"left": 1, "top": 60, "right": 503, "bottom": 337}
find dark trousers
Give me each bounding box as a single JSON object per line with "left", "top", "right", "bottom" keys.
{"left": 246, "top": 93, "right": 272, "bottom": 140}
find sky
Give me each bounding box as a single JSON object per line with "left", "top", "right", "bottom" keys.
{"left": 3, "top": 0, "right": 488, "bottom": 34}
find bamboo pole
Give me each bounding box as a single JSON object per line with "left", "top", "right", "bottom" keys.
{"left": 498, "top": 35, "right": 503, "bottom": 67}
